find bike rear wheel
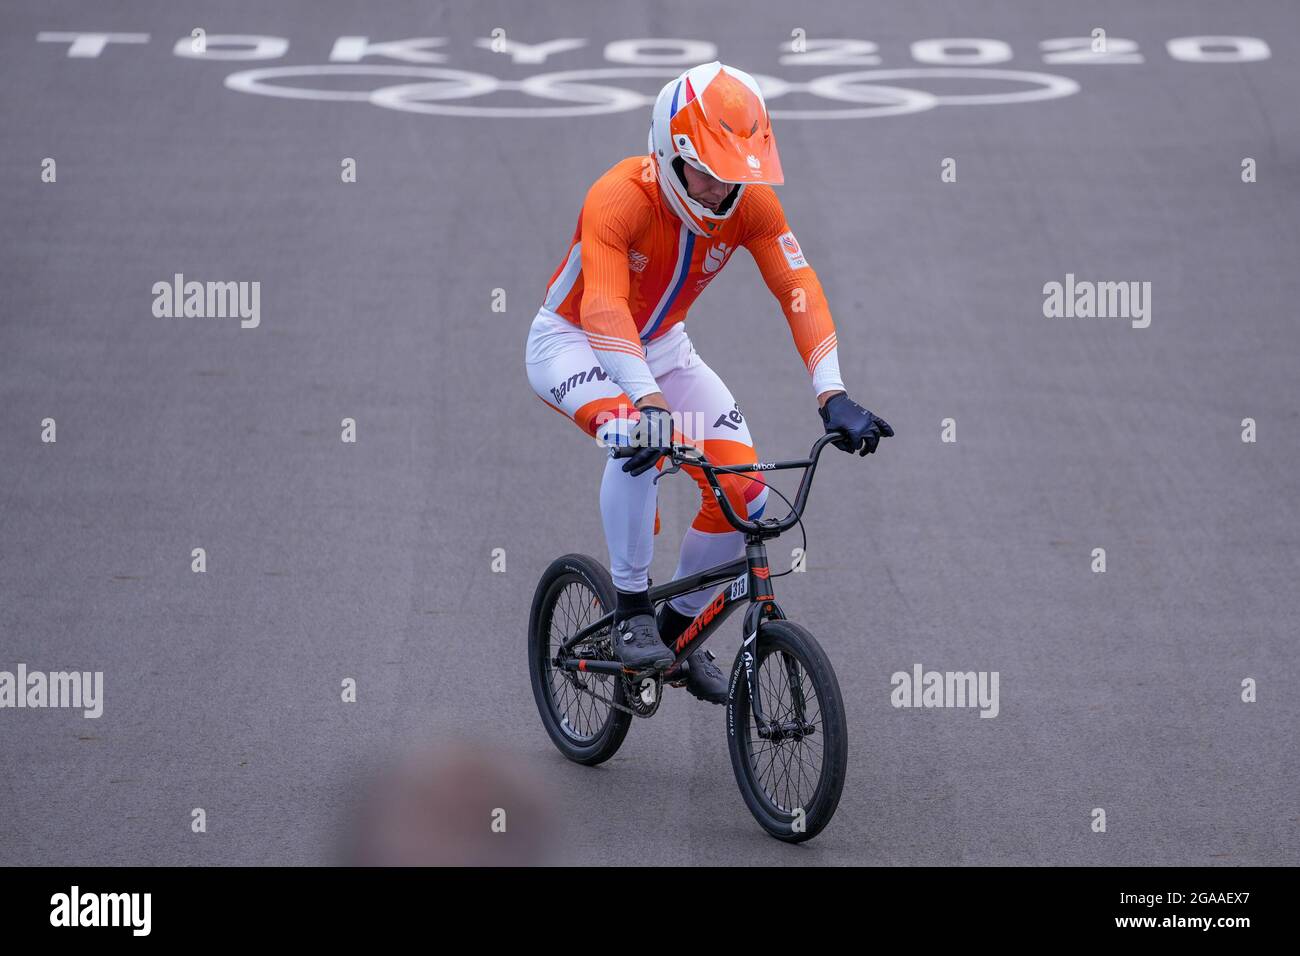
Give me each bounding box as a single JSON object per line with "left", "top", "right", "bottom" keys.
{"left": 726, "top": 619, "right": 848, "bottom": 842}
{"left": 528, "top": 554, "right": 632, "bottom": 765}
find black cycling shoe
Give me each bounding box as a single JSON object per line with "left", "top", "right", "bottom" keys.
{"left": 682, "top": 648, "right": 728, "bottom": 704}
{"left": 657, "top": 602, "right": 728, "bottom": 704}
{"left": 613, "top": 614, "right": 674, "bottom": 670}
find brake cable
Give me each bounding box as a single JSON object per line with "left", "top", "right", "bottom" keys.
{"left": 668, "top": 456, "right": 809, "bottom": 580}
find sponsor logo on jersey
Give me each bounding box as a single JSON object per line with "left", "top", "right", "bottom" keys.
{"left": 778, "top": 231, "right": 807, "bottom": 270}
{"left": 702, "top": 242, "right": 731, "bottom": 274}
{"left": 628, "top": 249, "right": 649, "bottom": 272}
{"left": 746, "top": 154, "right": 760, "bottom": 170}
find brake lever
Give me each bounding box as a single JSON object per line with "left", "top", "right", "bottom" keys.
{"left": 651, "top": 444, "right": 703, "bottom": 485}
{"left": 652, "top": 457, "right": 683, "bottom": 484}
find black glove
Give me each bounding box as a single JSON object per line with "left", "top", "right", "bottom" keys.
{"left": 620, "top": 406, "right": 675, "bottom": 476}
{"left": 818, "top": 393, "right": 894, "bottom": 456}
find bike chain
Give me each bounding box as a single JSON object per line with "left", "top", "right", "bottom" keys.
{"left": 563, "top": 661, "right": 671, "bottom": 718}
{"left": 559, "top": 629, "right": 667, "bottom": 718}
{"left": 564, "top": 666, "right": 638, "bottom": 717}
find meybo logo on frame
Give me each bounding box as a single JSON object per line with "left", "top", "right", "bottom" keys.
{"left": 0, "top": 664, "right": 103, "bottom": 718}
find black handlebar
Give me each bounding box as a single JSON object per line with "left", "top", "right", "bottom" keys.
{"left": 610, "top": 432, "right": 842, "bottom": 537}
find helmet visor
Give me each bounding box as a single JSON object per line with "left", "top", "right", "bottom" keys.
{"left": 669, "top": 73, "right": 784, "bottom": 185}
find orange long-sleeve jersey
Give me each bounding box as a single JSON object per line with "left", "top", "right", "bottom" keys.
{"left": 542, "top": 156, "right": 844, "bottom": 404}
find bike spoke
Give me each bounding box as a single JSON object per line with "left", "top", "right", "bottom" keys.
{"left": 746, "top": 648, "right": 826, "bottom": 813}
{"left": 544, "top": 580, "right": 615, "bottom": 741}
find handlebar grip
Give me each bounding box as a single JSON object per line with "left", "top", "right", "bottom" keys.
{"left": 609, "top": 444, "right": 638, "bottom": 458}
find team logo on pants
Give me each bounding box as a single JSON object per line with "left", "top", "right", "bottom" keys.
{"left": 550, "top": 364, "right": 609, "bottom": 403}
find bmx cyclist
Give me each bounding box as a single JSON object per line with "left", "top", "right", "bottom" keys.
{"left": 524, "top": 61, "right": 892, "bottom": 703}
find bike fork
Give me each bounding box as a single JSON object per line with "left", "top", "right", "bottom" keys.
{"left": 739, "top": 537, "right": 784, "bottom": 731}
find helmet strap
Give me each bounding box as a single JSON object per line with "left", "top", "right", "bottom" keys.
{"left": 671, "top": 157, "right": 741, "bottom": 216}
{"left": 713, "top": 183, "right": 741, "bottom": 215}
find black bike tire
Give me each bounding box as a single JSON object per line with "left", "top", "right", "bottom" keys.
{"left": 726, "top": 619, "right": 848, "bottom": 842}
{"left": 528, "top": 553, "right": 633, "bottom": 766}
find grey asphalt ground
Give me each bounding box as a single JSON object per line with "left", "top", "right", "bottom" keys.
{"left": 1, "top": 1, "right": 1297, "bottom": 866}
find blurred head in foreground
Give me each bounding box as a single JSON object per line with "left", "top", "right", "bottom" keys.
{"left": 348, "top": 740, "right": 560, "bottom": 866}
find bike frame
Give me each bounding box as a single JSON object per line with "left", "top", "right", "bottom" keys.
{"left": 554, "top": 432, "right": 842, "bottom": 727}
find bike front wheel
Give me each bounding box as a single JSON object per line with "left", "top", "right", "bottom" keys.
{"left": 726, "top": 619, "right": 848, "bottom": 842}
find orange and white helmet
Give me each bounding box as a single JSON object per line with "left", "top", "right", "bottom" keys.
{"left": 648, "top": 61, "right": 783, "bottom": 237}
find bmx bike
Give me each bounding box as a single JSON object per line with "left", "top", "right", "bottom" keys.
{"left": 528, "top": 432, "right": 849, "bottom": 842}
